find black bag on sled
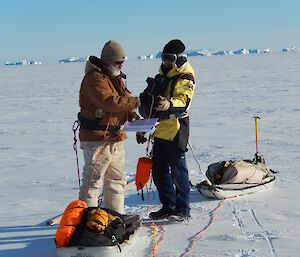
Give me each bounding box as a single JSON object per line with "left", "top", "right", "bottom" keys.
{"left": 68, "top": 207, "right": 141, "bottom": 247}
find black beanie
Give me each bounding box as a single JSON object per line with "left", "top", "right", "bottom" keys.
{"left": 162, "top": 39, "right": 185, "bottom": 55}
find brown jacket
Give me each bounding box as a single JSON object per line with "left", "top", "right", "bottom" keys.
{"left": 79, "top": 56, "right": 139, "bottom": 142}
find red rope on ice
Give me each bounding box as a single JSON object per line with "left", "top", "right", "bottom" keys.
{"left": 156, "top": 225, "right": 166, "bottom": 251}
{"left": 181, "top": 199, "right": 227, "bottom": 257}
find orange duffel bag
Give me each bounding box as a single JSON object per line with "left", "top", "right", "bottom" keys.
{"left": 55, "top": 200, "right": 87, "bottom": 247}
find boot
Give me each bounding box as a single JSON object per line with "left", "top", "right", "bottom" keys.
{"left": 149, "top": 207, "right": 176, "bottom": 220}
{"left": 169, "top": 212, "right": 191, "bottom": 222}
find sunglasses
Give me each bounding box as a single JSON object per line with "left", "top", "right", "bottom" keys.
{"left": 114, "top": 61, "right": 124, "bottom": 65}
{"left": 161, "top": 53, "right": 177, "bottom": 62}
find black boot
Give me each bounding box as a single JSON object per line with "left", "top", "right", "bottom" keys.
{"left": 149, "top": 207, "right": 176, "bottom": 220}
{"left": 169, "top": 212, "right": 191, "bottom": 222}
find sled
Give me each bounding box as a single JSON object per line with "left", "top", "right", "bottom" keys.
{"left": 55, "top": 226, "right": 140, "bottom": 257}
{"left": 196, "top": 175, "right": 276, "bottom": 199}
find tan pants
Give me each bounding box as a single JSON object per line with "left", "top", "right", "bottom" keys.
{"left": 78, "top": 141, "right": 126, "bottom": 214}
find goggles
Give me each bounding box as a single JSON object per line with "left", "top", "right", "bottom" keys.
{"left": 161, "top": 53, "right": 177, "bottom": 62}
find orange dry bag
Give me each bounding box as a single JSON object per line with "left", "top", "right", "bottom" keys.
{"left": 135, "top": 157, "right": 153, "bottom": 200}
{"left": 55, "top": 200, "right": 87, "bottom": 247}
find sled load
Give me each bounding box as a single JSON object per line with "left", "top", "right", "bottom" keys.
{"left": 196, "top": 117, "right": 276, "bottom": 199}
{"left": 196, "top": 159, "right": 276, "bottom": 199}
{"left": 55, "top": 200, "right": 141, "bottom": 257}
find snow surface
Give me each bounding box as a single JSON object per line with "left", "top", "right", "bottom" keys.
{"left": 0, "top": 52, "right": 300, "bottom": 257}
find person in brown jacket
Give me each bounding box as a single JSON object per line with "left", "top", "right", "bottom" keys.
{"left": 78, "top": 40, "right": 139, "bottom": 214}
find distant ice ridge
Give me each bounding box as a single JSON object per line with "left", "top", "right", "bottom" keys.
{"left": 57, "top": 56, "right": 129, "bottom": 63}
{"left": 138, "top": 54, "right": 154, "bottom": 60}
{"left": 138, "top": 48, "right": 271, "bottom": 59}
{"left": 4, "top": 59, "right": 42, "bottom": 66}
{"left": 282, "top": 46, "right": 299, "bottom": 53}
{"left": 58, "top": 57, "right": 88, "bottom": 63}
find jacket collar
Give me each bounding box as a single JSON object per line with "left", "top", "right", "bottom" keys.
{"left": 85, "top": 55, "right": 126, "bottom": 79}
{"left": 159, "top": 59, "right": 193, "bottom": 78}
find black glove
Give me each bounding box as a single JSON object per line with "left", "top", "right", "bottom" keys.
{"left": 136, "top": 132, "right": 147, "bottom": 144}
{"left": 139, "top": 92, "right": 153, "bottom": 107}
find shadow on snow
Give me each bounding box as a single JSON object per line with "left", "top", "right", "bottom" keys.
{"left": 0, "top": 224, "right": 56, "bottom": 257}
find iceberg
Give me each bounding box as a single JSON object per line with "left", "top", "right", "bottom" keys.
{"left": 4, "top": 59, "right": 42, "bottom": 66}
{"left": 212, "top": 50, "right": 228, "bottom": 56}
{"left": 282, "top": 46, "right": 299, "bottom": 53}
{"left": 186, "top": 49, "right": 211, "bottom": 56}
{"left": 58, "top": 57, "right": 87, "bottom": 63}
{"left": 16, "top": 60, "right": 28, "bottom": 65}
{"left": 233, "top": 48, "right": 249, "bottom": 55}
{"left": 4, "top": 62, "right": 15, "bottom": 66}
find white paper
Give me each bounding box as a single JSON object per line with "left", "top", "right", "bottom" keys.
{"left": 122, "top": 118, "right": 158, "bottom": 132}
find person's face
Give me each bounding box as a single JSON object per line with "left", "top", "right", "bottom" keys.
{"left": 163, "top": 59, "right": 176, "bottom": 68}
{"left": 161, "top": 53, "right": 177, "bottom": 68}
{"left": 109, "top": 60, "right": 124, "bottom": 76}
{"left": 113, "top": 61, "right": 124, "bottom": 70}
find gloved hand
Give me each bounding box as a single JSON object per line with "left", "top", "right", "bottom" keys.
{"left": 136, "top": 132, "right": 147, "bottom": 144}
{"left": 139, "top": 92, "right": 153, "bottom": 107}
{"left": 154, "top": 96, "right": 170, "bottom": 111}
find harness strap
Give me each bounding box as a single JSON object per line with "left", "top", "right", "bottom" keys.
{"left": 162, "top": 73, "right": 194, "bottom": 120}
{"left": 78, "top": 113, "right": 120, "bottom": 132}
{"left": 169, "top": 73, "right": 195, "bottom": 98}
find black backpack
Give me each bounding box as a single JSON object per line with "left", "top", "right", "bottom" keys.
{"left": 68, "top": 207, "right": 141, "bottom": 247}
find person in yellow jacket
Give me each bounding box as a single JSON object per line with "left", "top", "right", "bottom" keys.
{"left": 78, "top": 40, "right": 139, "bottom": 214}
{"left": 138, "top": 39, "right": 196, "bottom": 220}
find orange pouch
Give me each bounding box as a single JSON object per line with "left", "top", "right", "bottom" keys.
{"left": 135, "top": 157, "right": 153, "bottom": 191}
{"left": 55, "top": 200, "right": 87, "bottom": 247}
{"left": 86, "top": 208, "right": 109, "bottom": 232}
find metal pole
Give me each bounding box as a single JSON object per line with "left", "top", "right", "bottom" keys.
{"left": 253, "top": 116, "right": 262, "bottom": 163}
{"left": 254, "top": 116, "right": 260, "bottom": 155}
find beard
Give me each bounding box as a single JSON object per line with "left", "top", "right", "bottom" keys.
{"left": 109, "top": 64, "right": 121, "bottom": 77}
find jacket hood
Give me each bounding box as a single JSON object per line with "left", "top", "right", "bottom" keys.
{"left": 85, "top": 56, "right": 102, "bottom": 75}
{"left": 84, "top": 56, "right": 126, "bottom": 79}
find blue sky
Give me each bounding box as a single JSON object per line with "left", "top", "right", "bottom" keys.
{"left": 0, "top": 0, "right": 299, "bottom": 63}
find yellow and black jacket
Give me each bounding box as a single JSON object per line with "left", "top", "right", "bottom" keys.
{"left": 153, "top": 60, "right": 196, "bottom": 150}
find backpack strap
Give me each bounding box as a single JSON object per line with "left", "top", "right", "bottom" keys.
{"left": 170, "top": 73, "right": 195, "bottom": 98}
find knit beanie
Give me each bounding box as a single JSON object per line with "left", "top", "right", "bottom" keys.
{"left": 162, "top": 39, "right": 185, "bottom": 55}
{"left": 100, "top": 40, "right": 126, "bottom": 63}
